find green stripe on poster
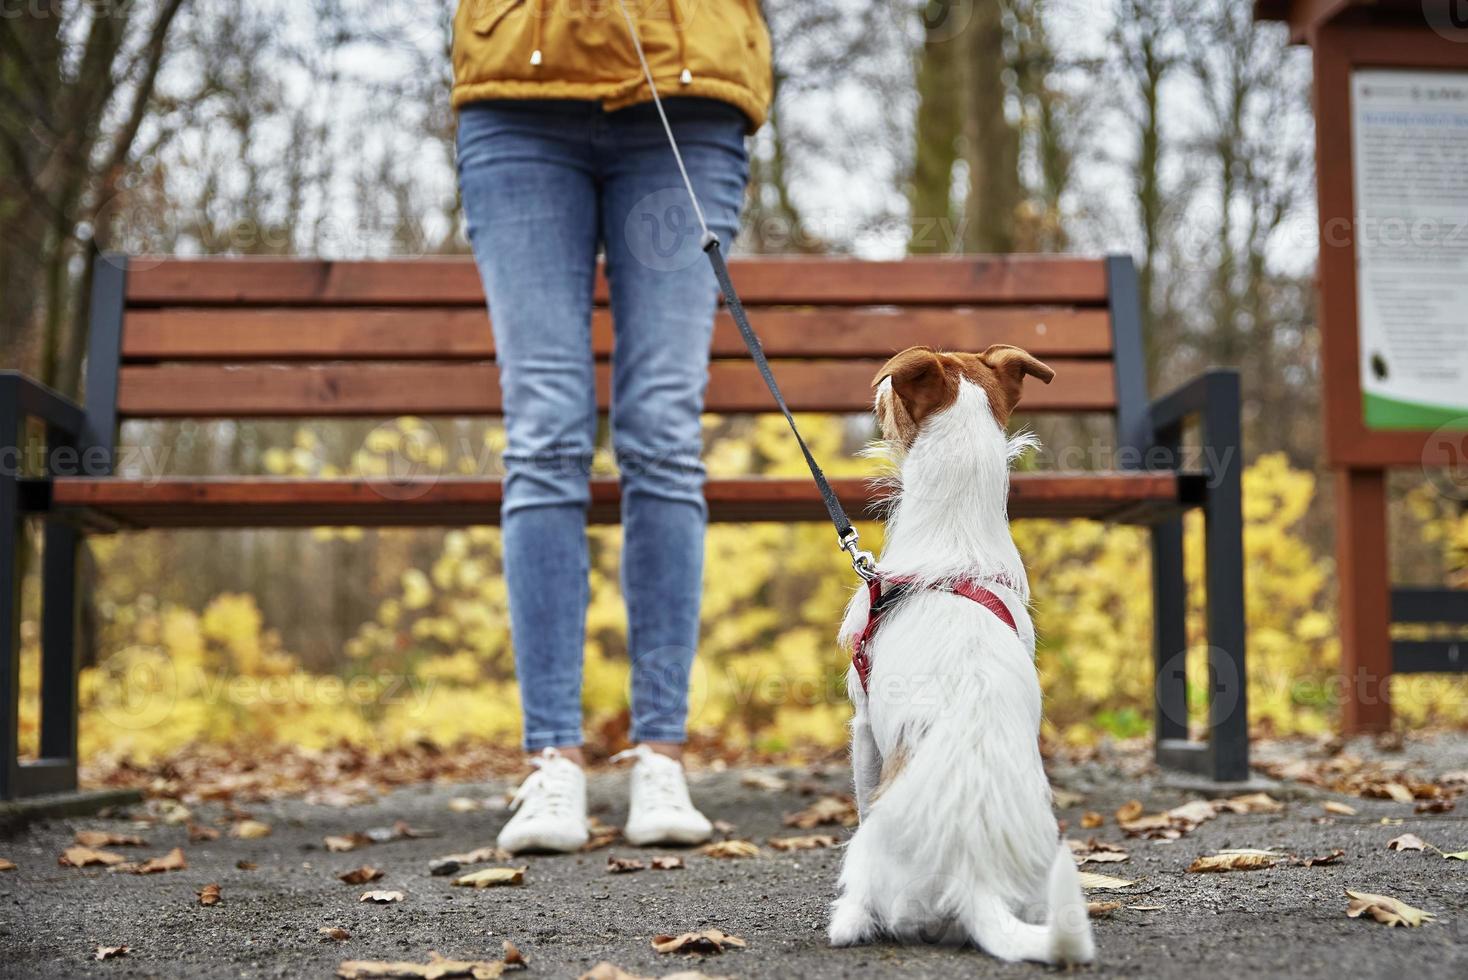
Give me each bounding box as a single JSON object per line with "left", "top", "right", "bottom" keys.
{"left": 1364, "top": 392, "right": 1468, "bottom": 431}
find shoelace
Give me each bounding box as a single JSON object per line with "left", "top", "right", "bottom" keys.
{"left": 610, "top": 747, "right": 692, "bottom": 811}
{"left": 508, "top": 752, "right": 576, "bottom": 819}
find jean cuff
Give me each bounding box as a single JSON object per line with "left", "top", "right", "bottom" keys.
{"left": 523, "top": 729, "right": 584, "bottom": 752}
{"left": 629, "top": 725, "right": 687, "bottom": 745}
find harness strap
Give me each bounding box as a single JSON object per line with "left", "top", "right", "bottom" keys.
{"left": 853, "top": 577, "right": 1018, "bottom": 694}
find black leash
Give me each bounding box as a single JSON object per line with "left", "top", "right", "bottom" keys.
{"left": 615, "top": 0, "right": 876, "bottom": 581}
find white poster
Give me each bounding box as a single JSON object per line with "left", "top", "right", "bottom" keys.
{"left": 1351, "top": 69, "right": 1468, "bottom": 431}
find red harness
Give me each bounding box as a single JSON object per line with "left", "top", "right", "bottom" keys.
{"left": 851, "top": 576, "right": 1018, "bottom": 694}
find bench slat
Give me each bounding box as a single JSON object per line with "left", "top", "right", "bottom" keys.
{"left": 115, "top": 360, "right": 1117, "bottom": 417}
{"left": 124, "top": 257, "right": 1111, "bottom": 307}
{"left": 51, "top": 472, "right": 1187, "bottom": 527}
{"left": 122, "top": 307, "right": 1116, "bottom": 362}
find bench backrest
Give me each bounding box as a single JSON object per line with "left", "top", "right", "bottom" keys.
{"left": 85, "top": 255, "right": 1148, "bottom": 452}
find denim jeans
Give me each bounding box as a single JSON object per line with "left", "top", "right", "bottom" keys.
{"left": 456, "top": 98, "right": 748, "bottom": 750}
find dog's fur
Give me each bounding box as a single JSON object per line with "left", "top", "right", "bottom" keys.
{"left": 828, "top": 344, "right": 1096, "bottom": 965}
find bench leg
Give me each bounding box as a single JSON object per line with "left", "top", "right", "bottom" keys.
{"left": 1202, "top": 424, "right": 1248, "bottom": 782}
{"left": 1, "top": 386, "right": 21, "bottom": 799}
{"left": 1151, "top": 517, "right": 1188, "bottom": 744}
{"left": 38, "top": 520, "right": 80, "bottom": 786}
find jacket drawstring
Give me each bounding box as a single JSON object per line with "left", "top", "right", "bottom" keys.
{"left": 529, "top": 0, "right": 543, "bottom": 66}
{"left": 670, "top": 0, "right": 691, "bottom": 84}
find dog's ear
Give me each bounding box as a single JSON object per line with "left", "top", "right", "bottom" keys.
{"left": 874, "top": 346, "right": 959, "bottom": 428}
{"left": 977, "top": 344, "right": 1054, "bottom": 421}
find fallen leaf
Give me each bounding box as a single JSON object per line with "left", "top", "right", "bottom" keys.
{"left": 1221, "top": 792, "right": 1284, "bottom": 814}
{"left": 1443, "top": 850, "right": 1468, "bottom": 861}
{"left": 1381, "top": 782, "right": 1415, "bottom": 805}
{"left": 128, "top": 846, "right": 188, "bottom": 874}
{"left": 650, "top": 856, "right": 685, "bottom": 870}
{"left": 236, "top": 860, "right": 258, "bottom": 871}
{"left": 698, "top": 840, "right": 761, "bottom": 859}
{"left": 782, "top": 795, "right": 858, "bottom": 829}
{"left": 75, "top": 830, "right": 147, "bottom": 848}
{"left": 338, "top": 866, "right": 383, "bottom": 885}
{"left": 1167, "top": 799, "right": 1220, "bottom": 827}
{"left": 231, "top": 820, "right": 272, "bottom": 839}
{"left": 1077, "top": 871, "right": 1134, "bottom": 890}
{"left": 582, "top": 817, "right": 621, "bottom": 852}
{"left": 1415, "top": 799, "right": 1455, "bottom": 815}
{"left": 1114, "top": 800, "right": 1144, "bottom": 823}
{"left": 1087, "top": 900, "right": 1123, "bottom": 917}
{"left": 447, "top": 797, "right": 482, "bottom": 813}
{"left": 1345, "top": 889, "right": 1435, "bottom": 927}
{"left": 1051, "top": 788, "right": 1085, "bottom": 809}
{"left": 1292, "top": 849, "right": 1346, "bottom": 867}
{"left": 651, "top": 929, "right": 748, "bottom": 955}
{"left": 1322, "top": 801, "right": 1357, "bottom": 817}
{"left": 1072, "top": 841, "right": 1130, "bottom": 865}
{"left": 711, "top": 820, "right": 737, "bottom": 837}
{"left": 1187, "top": 851, "right": 1278, "bottom": 873}
{"left": 197, "top": 883, "right": 222, "bottom": 906}
{"left": 452, "top": 866, "right": 527, "bottom": 888}
{"left": 1079, "top": 811, "right": 1104, "bottom": 829}
{"left": 187, "top": 823, "right": 221, "bottom": 842}
{"left": 325, "top": 834, "right": 372, "bottom": 853}
{"left": 740, "top": 772, "right": 789, "bottom": 792}
{"left": 502, "top": 940, "right": 526, "bottom": 968}
{"left": 59, "top": 846, "right": 126, "bottom": 868}
{"left": 358, "top": 890, "right": 405, "bottom": 903}
{"left": 767, "top": 835, "right": 838, "bottom": 851}
{"left": 319, "top": 926, "right": 351, "bottom": 942}
{"left": 0, "top": 858, "right": 14, "bottom": 871}
{"left": 607, "top": 855, "right": 646, "bottom": 874}
{"left": 429, "top": 845, "right": 513, "bottom": 876}
{"left": 336, "top": 953, "right": 506, "bottom": 978}
{"left": 94, "top": 945, "right": 129, "bottom": 961}
{"left": 1387, "top": 833, "right": 1430, "bottom": 852}
{"left": 389, "top": 820, "right": 436, "bottom": 840}
{"left": 1127, "top": 903, "right": 1165, "bottom": 912}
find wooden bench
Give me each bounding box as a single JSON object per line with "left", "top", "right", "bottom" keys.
{"left": 0, "top": 253, "right": 1247, "bottom": 798}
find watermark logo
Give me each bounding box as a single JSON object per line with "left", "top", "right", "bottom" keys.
{"left": 625, "top": 187, "right": 704, "bottom": 272}
{"left": 1423, "top": 419, "right": 1468, "bottom": 501}
{"left": 1423, "top": 0, "right": 1468, "bottom": 41}
{"left": 1155, "top": 646, "right": 1241, "bottom": 733}
{"left": 360, "top": 421, "right": 445, "bottom": 501}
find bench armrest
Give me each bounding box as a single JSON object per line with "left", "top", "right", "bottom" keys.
{"left": 0, "top": 371, "right": 85, "bottom": 440}
{"left": 1147, "top": 369, "right": 1240, "bottom": 484}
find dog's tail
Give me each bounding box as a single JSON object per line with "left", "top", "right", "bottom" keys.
{"left": 960, "top": 843, "right": 1096, "bottom": 965}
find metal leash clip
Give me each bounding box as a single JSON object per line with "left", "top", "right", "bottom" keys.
{"left": 840, "top": 529, "right": 878, "bottom": 582}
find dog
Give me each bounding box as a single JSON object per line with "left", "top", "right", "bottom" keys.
{"left": 827, "top": 344, "right": 1096, "bottom": 965}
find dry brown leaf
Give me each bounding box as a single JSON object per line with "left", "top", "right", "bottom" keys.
{"left": 1415, "top": 799, "right": 1455, "bottom": 814}
{"left": 581, "top": 817, "right": 622, "bottom": 852}
{"left": 1114, "top": 800, "right": 1144, "bottom": 823}
{"left": 1292, "top": 849, "right": 1346, "bottom": 867}
{"left": 740, "top": 772, "right": 789, "bottom": 792}
{"left": 236, "top": 860, "right": 258, "bottom": 871}
{"left": 767, "top": 835, "right": 838, "bottom": 851}
{"left": 1072, "top": 842, "right": 1130, "bottom": 865}
{"left": 452, "top": 866, "right": 527, "bottom": 888}
{"left": 75, "top": 830, "right": 146, "bottom": 848}
{"left": 502, "top": 940, "right": 526, "bottom": 968}
{"left": 338, "top": 866, "right": 384, "bottom": 885}
{"left": 94, "top": 945, "right": 129, "bottom": 961}
{"left": 782, "top": 795, "right": 858, "bottom": 829}
{"left": 429, "top": 845, "right": 513, "bottom": 876}
{"left": 650, "top": 856, "right": 685, "bottom": 870}
{"left": 358, "top": 890, "right": 405, "bottom": 903}
{"left": 1087, "top": 900, "right": 1123, "bottom": 917}
{"left": 1052, "top": 788, "right": 1085, "bottom": 809}
{"left": 197, "top": 883, "right": 222, "bottom": 906}
{"left": 1387, "top": 833, "right": 1430, "bottom": 852}
{"left": 1187, "top": 851, "right": 1279, "bottom": 873}
{"left": 1380, "top": 782, "right": 1415, "bottom": 804}
{"left": 325, "top": 833, "right": 372, "bottom": 853}
{"left": 698, "top": 840, "right": 761, "bottom": 859}
{"left": 1345, "top": 889, "right": 1435, "bottom": 927}
{"left": 607, "top": 855, "right": 646, "bottom": 874}
{"left": 231, "top": 820, "right": 272, "bottom": 839}
{"left": 0, "top": 858, "right": 14, "bottom": 871}
{"left": 1322, "top": 801, "right": 1357, "bottom": 816}
{"left": 336, "top": 954, "right": 506, "bottom": 978}
{"left": 1220, "top": 792, "right": 1284, "bottom": 814}
{"left": 650, "top": 929, "right": 748, "bottom": 955}
{"left": 1077, "top": 871, "right": 1134, "bottom": 890}
{"left": 447, "top": 797, "right": 482, "bottom": 813}
{"left": 319, "top": 926, "right": 352, "bottom": 942}
{"left": 129, "top": 847, "right": 187, "bottom": 874}
{"left": 1079, "top": 811, "right": 1104, "bottom": 829}
{"left": 711, "top": 820, "right": 737, "bottom": 837}
{"left": 59, "top": 846, "right": 126, "bottom": 868}
{"left": 187, "top": 823, "right": 221, "bottom": 842}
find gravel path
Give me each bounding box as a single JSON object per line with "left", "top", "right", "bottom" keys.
{"left": 3, "top": 739, "right": 1468, "bottom": 979}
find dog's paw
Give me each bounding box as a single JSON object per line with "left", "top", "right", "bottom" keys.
{"left": 828, "top": 900, "right": 874, "bottom": 947}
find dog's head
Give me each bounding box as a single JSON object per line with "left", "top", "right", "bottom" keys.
{"left": 872, "top": 344, "right": 1054, "bottom": 449}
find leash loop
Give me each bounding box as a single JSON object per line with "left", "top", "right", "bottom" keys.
{"left": 616, "top": 0, "right": 868, "bottom": 576}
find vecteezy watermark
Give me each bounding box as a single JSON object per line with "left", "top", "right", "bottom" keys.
{"left": 1423, "top": 419, "right": 1468, "bottom": 501}
{"left": 624, "top": 187, "right": 707, "bottom": 272}
{"left": 1422, "top": 0, "right": 1468, "bottom": 41}
{"left": 1154, "top": 646, "right": 1241, "bottom": 733}
{"left": 358, "top": 421, "right": 446, "bottom": 501}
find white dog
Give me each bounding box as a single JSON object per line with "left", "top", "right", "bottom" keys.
{"left": 828, "top": 344, "right": 1096, "bottom": 965}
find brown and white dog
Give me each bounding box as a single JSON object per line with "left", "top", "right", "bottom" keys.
{"left": 828, "top": 345, "right": 1096, "bottom": 965}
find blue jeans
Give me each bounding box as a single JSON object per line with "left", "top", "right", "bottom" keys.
{"left": 457, "top": 98, "right": 748, "bottom": 751}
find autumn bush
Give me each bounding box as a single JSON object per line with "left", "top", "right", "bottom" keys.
{"left": 16, "top": 416, "right": 1468, "bottom": 765}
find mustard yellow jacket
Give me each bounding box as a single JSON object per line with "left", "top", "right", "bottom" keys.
{"left": 452, "top": 0, "right": 773, "bottom": 130}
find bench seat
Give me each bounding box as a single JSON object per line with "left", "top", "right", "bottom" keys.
{"left": 47, "top": 471, "right": 1203, "bottom": 530}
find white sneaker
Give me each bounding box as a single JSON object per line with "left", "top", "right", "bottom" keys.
{"left": 613, "top": 745, "right": 713, "bottom": 846}
{"left": 496, "top": 748, "right": 589, "bottom": 854}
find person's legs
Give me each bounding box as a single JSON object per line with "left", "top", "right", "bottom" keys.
{"left": 599, "top": 98, "right": 750, "bottom": 752}
{"left": 458, "top": 101, "right": 601, "bottom": 761}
